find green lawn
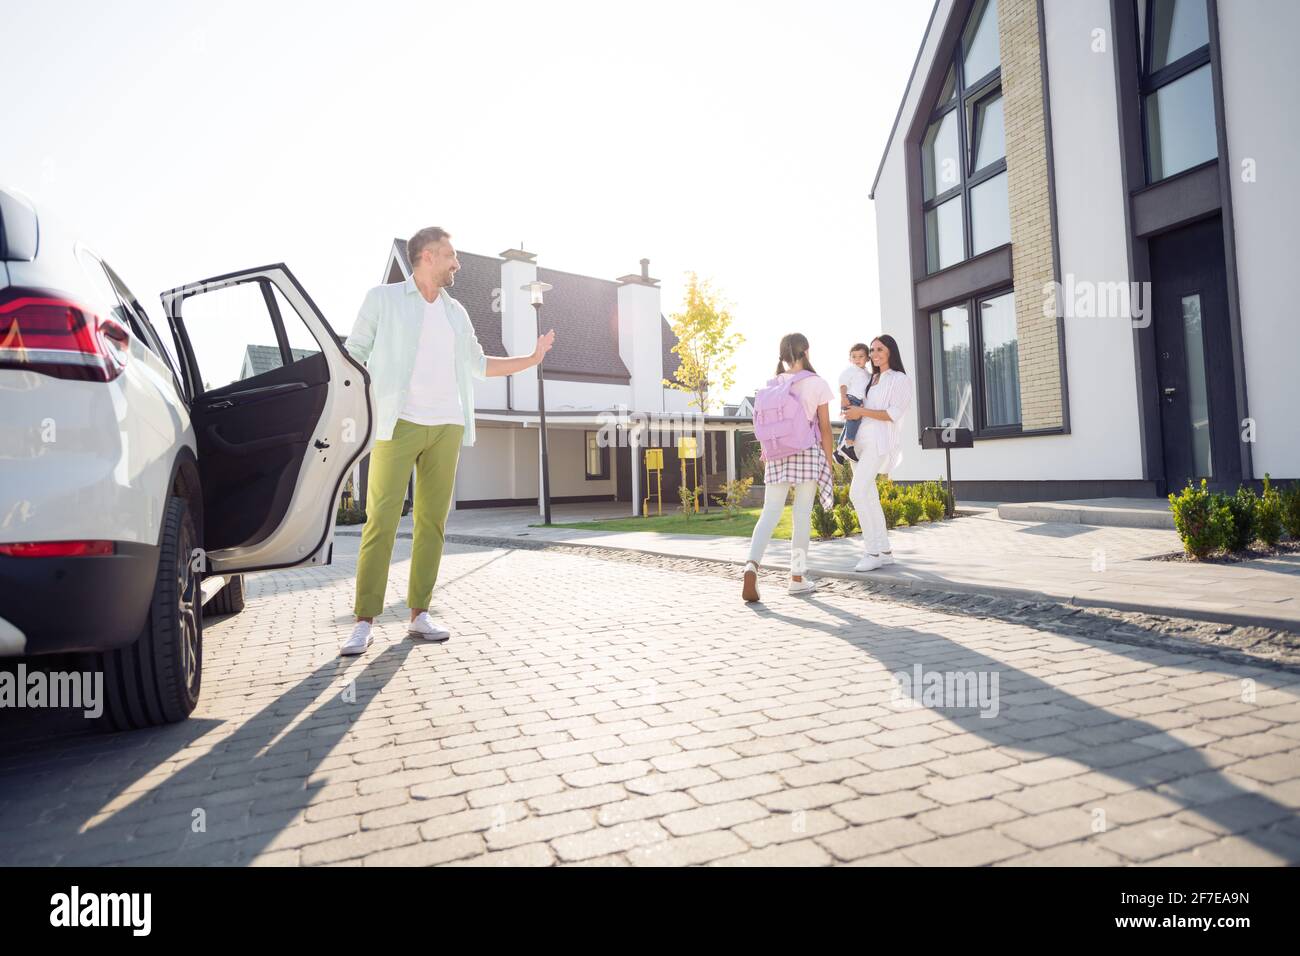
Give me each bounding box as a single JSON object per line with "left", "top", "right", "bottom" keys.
{"left": 544, "top": 506, "right": 794, "bottom": 538}
{"left": 543, "top": 506, "right": 862, "bottom": 540}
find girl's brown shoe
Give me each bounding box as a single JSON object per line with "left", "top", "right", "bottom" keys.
{"left": 742, "top": 561, "right": 761, "bottom": 603}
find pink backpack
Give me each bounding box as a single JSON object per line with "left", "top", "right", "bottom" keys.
{"left": 753, "top": 370, "right": 820, "bottom": 462}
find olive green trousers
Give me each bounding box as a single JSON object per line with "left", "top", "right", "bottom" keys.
{"left": 353, "top": 419, "right": 462, "bottom": 619}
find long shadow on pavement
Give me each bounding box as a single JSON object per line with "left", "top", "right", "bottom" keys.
{"left": 0, "top": 641, "right": 415, "bottom": 865}
{"left": 747, "top": 593, "right": 1299, "bottom": 862}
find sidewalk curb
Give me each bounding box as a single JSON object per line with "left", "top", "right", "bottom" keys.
{"left": 340, "top": 529, "right": 1300, "bottom": 635}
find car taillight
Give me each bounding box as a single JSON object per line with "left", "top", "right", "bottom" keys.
{"left": 0, "top": 288, "right": 128, "bottom": 382}
{"left": 0, "top": 541, "right": 116, "bottom": 557}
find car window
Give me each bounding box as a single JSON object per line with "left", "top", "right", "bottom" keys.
{"left": 102, "top": 261, "right": 187, "bottom": 395}
{"left": 177, "top": 278, "right": 323, "bottom": 394}
{"left": 74, "top": 247, "right": 139, "bottom": 338}
{"left": 104, "top": 264, "right": 164, "bottom": 355}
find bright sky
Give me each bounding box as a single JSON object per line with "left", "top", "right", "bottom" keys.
{"left": 4, "top": 0, "right": 932, "bottom": 403}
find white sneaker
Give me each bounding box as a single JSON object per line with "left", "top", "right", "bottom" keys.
{"left": 880, "top": 551, "right": 895, "bottom": 566}
{"left": 408, "top": 611, "right": 451, "bottom": 643}
{"left": 855, "top": 553, "right": 885, "bottom": 572}
{"left": 340, "top": 620, "right": 373, "bottom": 656}
{"left": 787, "top": 577, "right": 818, "bottom": 595}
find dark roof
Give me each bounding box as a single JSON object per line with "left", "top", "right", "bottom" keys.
{"left": 242, "top": 344, "right": 315, "bottom": 377}
{"left": 662, "top": 315, "right": 681, "bottom": 384}
{"left": 388, "top": 238, "right": 630, "bottom": 381}
{"left": 536, "top": 266, "right": 628, "bottom": 380}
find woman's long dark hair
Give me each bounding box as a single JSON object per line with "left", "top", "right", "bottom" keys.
{"left": 871, "top": 334, "right": 906, "bottom": 375}
{"left": 775, "top": 332, "right": 817, "bottom": 375}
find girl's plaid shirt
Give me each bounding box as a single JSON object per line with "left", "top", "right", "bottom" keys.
{"left": 763, "top": 446, "right": 834, "bottom": 509}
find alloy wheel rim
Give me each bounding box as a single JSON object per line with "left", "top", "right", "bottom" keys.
{"left": 177, "top": 524, "right": 199, "bottom": 694}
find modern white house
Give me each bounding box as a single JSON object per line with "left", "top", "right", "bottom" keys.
{"left": 871, "top": 0, "right": 1298, "bottom": 499}
{"left": 348, "top": 240, "right": 753, "bottom": 514}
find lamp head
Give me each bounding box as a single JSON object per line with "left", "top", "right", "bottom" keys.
{"left": 522, "top": 280, "right": 553, "bottom": 306}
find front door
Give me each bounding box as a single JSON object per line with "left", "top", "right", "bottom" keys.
{"left": 1149, "top": 216, "right": 1238, "bottom": 493}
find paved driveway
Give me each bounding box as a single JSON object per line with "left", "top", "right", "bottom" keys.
{"left": 1, "top": 536, "right": 1298, "bottom": 865}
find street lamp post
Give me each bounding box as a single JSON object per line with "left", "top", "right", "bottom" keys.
{"left": 523, "top": 280, "right": 554, "bottom": 525}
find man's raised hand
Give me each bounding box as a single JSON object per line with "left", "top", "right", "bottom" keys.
{"left": 534, "top": 328, "right": 556, "bottom": 362}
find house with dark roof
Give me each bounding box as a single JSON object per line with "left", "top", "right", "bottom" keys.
{"left": 349, "top": 239, "right": 753, "bottom": 514}
{"left": 239, "top": 344, "right": 318, "bottom": 381}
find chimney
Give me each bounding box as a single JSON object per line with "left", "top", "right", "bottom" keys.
{"left": 617, "top": 257, "right": 664, "bottom": 412}
{"left": 616, "top": 258, "right": 659, "bottom": 287}
{"left": 500, "top": 245, "right": 539, "bottom": 409}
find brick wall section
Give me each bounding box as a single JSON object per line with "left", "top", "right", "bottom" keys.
{"left": 998, "top": 0, "right": 1064, "bottom": 430}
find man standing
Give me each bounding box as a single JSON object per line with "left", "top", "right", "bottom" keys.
{"left": 340, "top": 226, "right": 554, "bottom": 655}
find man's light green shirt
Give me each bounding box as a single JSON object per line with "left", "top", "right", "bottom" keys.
{"left": 345, "top": 277, "right": 487, "bottom": 446}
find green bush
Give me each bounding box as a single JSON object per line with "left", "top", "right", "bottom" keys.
{"left": 1281, "top": 482, "right": 1300, "bottom": 540}
{"left": 876, "top": 475, "right": 896, "bottom": 502}
{"left": 1256, "top": 474, "right": 1284, "bottom": 547}
{"left": 899, "top": 493, "right": 924, "bottom": 527}
{"left": 336, "top": 505, "right": 367, "bottom": 525}
{"left": 833, "top": 483, "right": 851, "bottom": 507}
{"left": 811, "top": 498, "right": 839, "bottom": 540}
{"left": 834, "top": 501, "right": 859, "bottom": 537}
{"left": 712, "top": 477, "right": 754, "bottom": 518}
{"left": 832, "top": 459, "right": 854, "bottom": 487}
{"left": 1168, "top": 479, "right": 1229, "bottom": 558}
{"left": 678, "top": 482, "right": 698, "bottom": 517}
{"left": 881, "top": 497, "right": 900, "bottom": 530}
{"left": 1220, "top": 487, "right": 1256, "bottom": 552}
{"left": 922, "top": 498, "right": 946, "bottom": 522}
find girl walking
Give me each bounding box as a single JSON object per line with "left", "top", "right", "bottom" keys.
{"left": 743, "top": 333, "right": 836, "bottom": 602}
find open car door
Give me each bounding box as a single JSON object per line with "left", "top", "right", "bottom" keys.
{"left": 161, "top": 264, "right": 372, "bottom": 575}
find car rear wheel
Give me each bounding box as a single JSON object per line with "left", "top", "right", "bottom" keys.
{"left": 203, "top": 573, "right": 245, "bottom": 617}
{"left": 83, "top": 496, "right": 202, "bottom": 730}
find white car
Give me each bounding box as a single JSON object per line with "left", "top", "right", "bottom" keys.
{"left": 0, "top": 188, "right": 373, "bottom": 729}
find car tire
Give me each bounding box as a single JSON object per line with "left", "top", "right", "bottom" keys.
{"left": 204, "top": 574, "right": 245, "bottom": 617}
{"left": 83, "top": 496, "right": 202, "bottom": 730}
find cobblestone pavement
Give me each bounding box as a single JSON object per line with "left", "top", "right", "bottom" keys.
{"left": 435, "top": 503, "right": 1300, "bottom": 631}
{"left": 2, "top": 536, "right": 1299, "bottom": 866}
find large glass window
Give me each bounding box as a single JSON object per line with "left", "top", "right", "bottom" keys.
{"left": 930, "top": 305, "right": 973, "bottom": 429}
{"left": 919, "top": 0, "right": 1008, "bottom": 275}
{"left": 929, "top": 288, "right": 1021, "bottom": 436}
{"left": 970, "top": 92, "right": 1005, "bottom": 172}
{"left": 979, "top": 291, "right": 1020, "bottom": 427}
{"left": 922, "top": 111, "right": 960, "bottom": 200}
{"left": 962, "top": 0, "right": 1001, "bottom": 84}
{"left": 1149, "top": 0, "right": 1209, "bottom": 69}
{"left": 1142, "top": 0, "right": 1216, "bottom": 182}
{"left": 1181, "top": 294, "right": 1212, "bottom": 477}
{"left": 1145, "top": 64, "right": 1216, "bottom": 180}
{"left": 970, "top": 171, "right": 1010, "bottom": 256}
{"left": 585, "top": 431, "right": 609, "bottom": 480}
{"left": 925, "top": 197, "right": 965, "bottom": 272}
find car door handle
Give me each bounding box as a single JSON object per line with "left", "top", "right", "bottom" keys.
{"left": 206, "top": 424, "right": 302, "bottom": 457}
{"left": 203, "top": 381, "right": 309, "bottom": 411}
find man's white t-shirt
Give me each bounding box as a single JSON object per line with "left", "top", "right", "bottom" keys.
{"left": 400, "top": 295, "right": 463, "bottom": 427}
{"left": 838, "top": 364, "right": 870, "bottom": 401}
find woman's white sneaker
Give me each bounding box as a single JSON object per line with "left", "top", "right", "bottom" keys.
{"left": 340, "top": 621, "right": 373, "bottom": 656}
{"left": 855, "top": 553, "right": 885, "bottom": 572}
{"left": 787, "top": 578, "right": 818, "bottom": 595}
{"left": 880, "top": 551, "right": 895, "bottom": 566}
{"left": 409, "top": 611, "right": 451, "bottom": 642}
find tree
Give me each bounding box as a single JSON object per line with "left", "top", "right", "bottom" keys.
{"left": 664, "top": 273, "right": 743, "bottom": 512}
